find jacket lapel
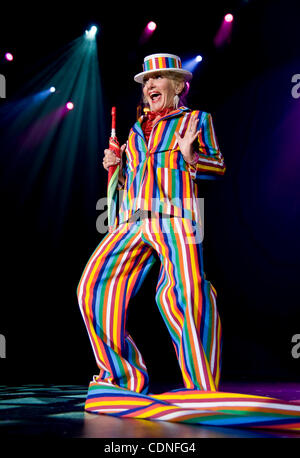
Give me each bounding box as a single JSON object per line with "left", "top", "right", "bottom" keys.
{"left": 132, "top": 119, "right": 145, "bottom": 139}
{"left": 148, "top": 106, "right": 190, "bottom": 152}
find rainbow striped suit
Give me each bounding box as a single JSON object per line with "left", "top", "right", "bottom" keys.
{"left": 118, "top": 106, "right": 225, "bottom": 225}
{"left": 76, "top": 108, "right": 300, "bottom": 430}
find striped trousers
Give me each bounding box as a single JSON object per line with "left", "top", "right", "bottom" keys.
{"left": 77, "top": 215, "right": 221, "bottom": 393}
{"left": 77, "top": 216, "right": 300, "bottom": 430}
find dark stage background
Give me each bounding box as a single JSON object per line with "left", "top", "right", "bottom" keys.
{"left": 0, "top": 0, "right": 299, "bottom": 389}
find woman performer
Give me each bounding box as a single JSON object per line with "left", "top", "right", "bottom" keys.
{"left": 77, "top": 54, "right": 300, "bottom": 430}
{"left": 78, "top": 53, "right": 225, "bottom": 394}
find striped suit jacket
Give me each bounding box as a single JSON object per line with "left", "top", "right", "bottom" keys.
{"left": 118, "top": 106, "right": 226, "bottom": 225}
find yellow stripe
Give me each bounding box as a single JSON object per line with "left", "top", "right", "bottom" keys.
{"left": 86, "top": 400, "right": 150, "bottom": 408}
{"left": 128, "top": 132, "right": 134, "bottom": 160}
{"left": 170, "top": 151, "right": 174, "bottom": 169}
{"left": 157, "top": 167, "right": 163, "bottom": 201}
{"left": 163, "top": 234, "right": 184, "bottom": 330}
{"left": 196, "top": 164, "right": 224, "bottom": 172}
{"left": 113, "top": 240, "right": 146, "bottom": 352}
{"left": 215, "top": 321, "right": 222, "bottom": 386}
{"left": 85, "top": 233, "right": 121, "bottom": 366}
{"left": 182, "top": 218, "right": 216, "bottom": 390}
{"left": 182, "top": 219, "right": 199, "bottom": 325}
{"left": 179, "top": 345, "right": 192, "bottom": 389}
{"left": 127, "top": 250, "right": 150, "bottom": 300}
{"left": 153, "top": 122, "right": 163, "bottom": 147}
{"left": 126, "top": 249, "right": 152, "bottom": 394}
{"left": 144, "top": 158, "right": 151, "bottom": 203}
{"left": 137, "top": 405, "right": 179, "bottom": 418}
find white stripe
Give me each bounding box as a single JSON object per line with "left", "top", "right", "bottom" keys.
{"left": 144, "top": 219, "right": 182, "bottom": 337}
{"left": 128, "top": 363, "right": 135, "bottom": 391}
{"left": 127, "top": 334, "right": 147, "bottom": 370}
{"left": 78, "top": 232, "right": 115, "bottom": 305}
{"left": 135, "top": 159, "right": 149, "bottom": 210}
{"left": 174, "top": 113, "right": 189, "bottom": 150}
{"left": 105, "top": 229, "right": 144, "bottom": 387}
{"left": 206, "top": 114, "right": 218, "bottom": 148}
{"left": 174, "top": 218, "right": 207, "bottom": 390}
{"left": 164, "top": 168, "right": 171, "bottom": 214}
{"left": 94, "top": 408, "right": 128, "bottom": 413}
{"left": 197, "top": 155, "right": 224, "bottom": 165}
{"left": 172, "top": 401, "right": 300, "bottom": 412}
{"left": 78, "top": 233, "right": 119, "bottom": 369}
{"left": 157, "top": 409, "right": 210, "bottom": 421}
{"left": 106, "top": 231, "right": 142, "bottom": 344}
{"left": 156, "top": 400, "right": 300, "bottom": 421}
{"left": 92, "top": 378, "right": 115, "bottom": 386}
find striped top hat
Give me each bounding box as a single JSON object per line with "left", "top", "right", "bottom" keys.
{"left": 134, "top": 53, "right": 193, "bottom": 84}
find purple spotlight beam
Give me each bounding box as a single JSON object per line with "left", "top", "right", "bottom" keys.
{"left": 139, "top": 21, "right": 157, "bottom": 45}
{"left": 214, "top": 14, "right": 234, "bottom": 47}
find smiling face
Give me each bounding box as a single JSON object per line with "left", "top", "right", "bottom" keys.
{"left": 142, "top": 72, "right": 185, "bottom": 112}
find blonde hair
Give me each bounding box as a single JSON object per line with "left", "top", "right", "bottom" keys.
{"left": 142, "top": 71, "right": 189, "bottom": 106}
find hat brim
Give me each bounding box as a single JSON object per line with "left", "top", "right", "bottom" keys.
{"left": 134, "top": 68, "right": 193, "bottom": 84}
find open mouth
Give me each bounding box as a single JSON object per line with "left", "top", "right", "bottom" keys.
{"left": 150, "top": 92, "right": 162, "bottom": 103}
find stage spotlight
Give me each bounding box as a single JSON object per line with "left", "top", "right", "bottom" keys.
{"left": 85, "top": 25, "right": 98, "bottom": 39}
{"left": 66, "top": 102, "right": 74, "bottom": 110}
{"left": 182, "top": 55, "right": 203, "bottom": 72}
{"left": 224, "top": 13, "right": 234, "bottom": 22}
{"left": 5, "top": 52, "right": 13, "bottom": 61}
{"left": 49, "top": 86, "right": 56, "bottom": 93}
{"left": 214, "top": 13, "right": 234, "bottom": 47}
{"left": 1, "top": 33, "right": 105, "bottom": 238}
{"left": 139, "top": 21, "right": 157, "bottom": 44}
{"left": 147, "top": 21, "right": 157, "bottom": 32}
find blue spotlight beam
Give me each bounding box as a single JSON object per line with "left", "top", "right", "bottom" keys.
{"left": 0, "top": 33, "right": 105, "bottom": 241}
{"left": 182, "top": 55, "right": 203, "bottom": 73}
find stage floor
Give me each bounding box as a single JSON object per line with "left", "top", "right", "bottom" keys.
{"left": 0, "top": 383, "right": 300, "bottom": 439}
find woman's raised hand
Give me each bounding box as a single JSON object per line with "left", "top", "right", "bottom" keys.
{"left": 174, "top": 113, "right": 201, "bottom": 164}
